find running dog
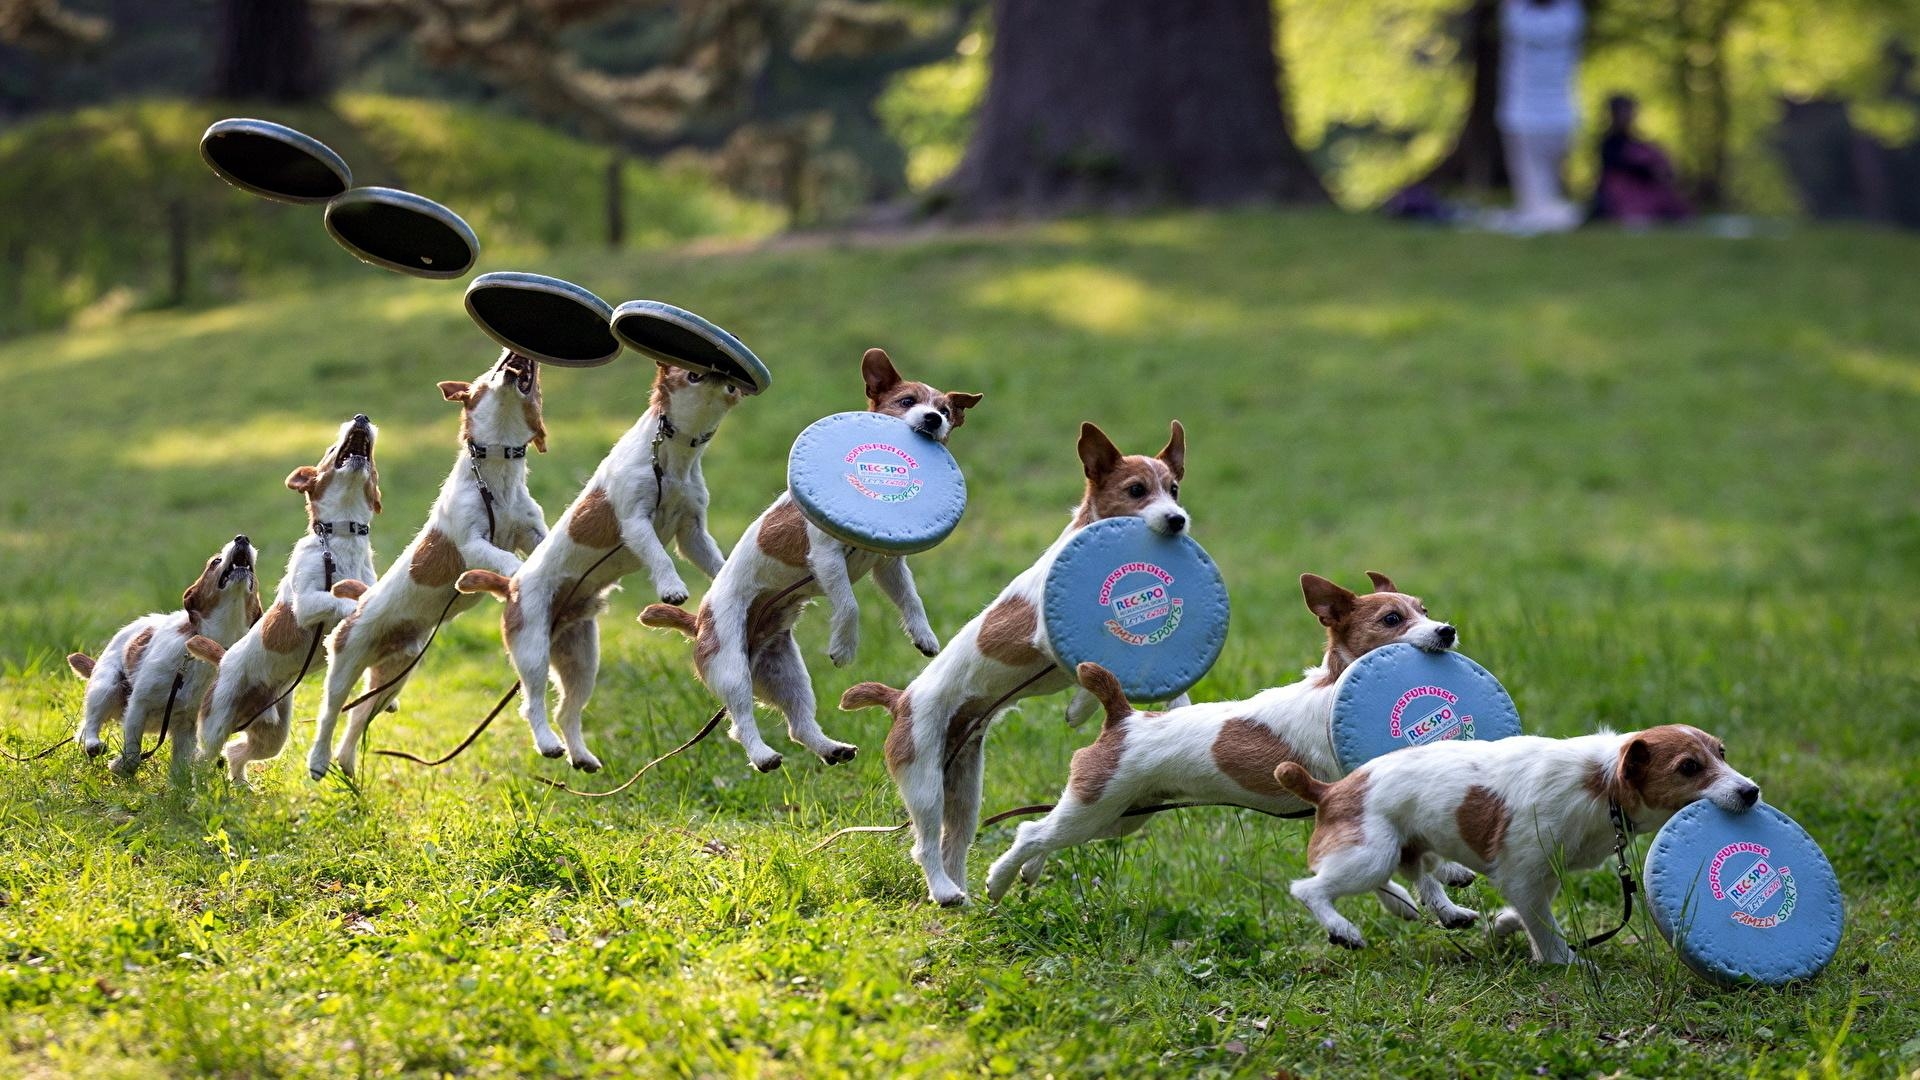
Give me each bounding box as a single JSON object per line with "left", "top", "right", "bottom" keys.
{"left": 839, "top": 420, "right": 1187, "bottom": 906}
{"left": 1275, "top": 725, "right": 1758, "bottom": 964}
{"left": 985, "top": 573, "right": 1469, "bottom": 905}
{"left": 456, "top": 362, "right": 743, "bottom": 771}
{"left": 69, "top": 535, "right": 259, "bottom": 780}
{"left": 196, "top": 416, "right": 380, "bottom": 783}
{"left": 305, "top": 351, "right": 549, "bottom": 779}
{"left": 638, "top": 348, "right": 982, "bottom": 773}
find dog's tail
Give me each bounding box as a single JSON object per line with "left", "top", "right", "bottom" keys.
{"left": 1074, "top": 662, "right": 1133, "bottom": 732}
{"left": 456, "top": 570, "right": 511, "bottom": 599}
{"left": 639, "top": 604, "right": 697, "bottom": 637}
{"left": 67, "top": 652, "right": 95, "bottom": 680}
{"left": 1273, "top": 762, "right": 1331, "bottom": 807}
{"left": 839, "top": 681, "right": 903, "bottom": 715}
{"left": 184, "top": 636, "right": 227, "bottom": 665}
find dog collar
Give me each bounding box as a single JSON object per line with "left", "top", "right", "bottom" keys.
{"left": 468, "top": 440, "right": 529, "bottom": 460}
{"left": 657, "top": 416, "right": 715, "bottom": 449}
{"left": 313, "top": 520, "right": 371, "bottom": 538}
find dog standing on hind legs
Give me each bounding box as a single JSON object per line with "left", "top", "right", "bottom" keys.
{"left": 639, "top": 347, "right": 982, "bottom": 773}
{"left": 305, "top": 351, "right": 550, "bottom": 780}
{"left": 196, "top": 416, "right": 381, "bottom": 783}
{"left": 457, "top": 362, "right": 744, "bottom": 771}
{"left": 69, "top": 535, "right": 260, "bottom": 780}
{"left": 839, "top": 420, "right": 1188, "bottom": 906}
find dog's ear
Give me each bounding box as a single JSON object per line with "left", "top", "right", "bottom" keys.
{"left": 862, "top": 348, "right": 903, "bottom": 402}
{"left": 285, "top": 466, "right": 319, "bottom": 493}
{"left": 182, "top": 558, "right": 216, "bottom": 615}
{"left": 524, "top": 397, "right": 549, "bottom": 453}
{"left": 439, "top": 380, "right": 472, "bottom": 403}
{"left": 246, "top": 589, "right": 263, "bottom": 626}
{"left": 944, "top": 391, "right": 983, "bottom": 427}
{"left": 365, "top": 466, "right": 383, "bottom": 515}
{"left": 1364, "top": 571, "right": 1399, "bottom": 594}
{"left": 1157, "top": 420, "right": 1185, "bottom": 481}
{"left": 1300, "top": 573, "right": 1356, "bottom": 626}
{"left": 1077, "top": 422, "right": 1123, "bottom": 480}
{"left": 1621, "top": 737, "right": 1653, "bottom": 789}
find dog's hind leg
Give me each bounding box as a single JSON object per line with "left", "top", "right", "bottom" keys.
{"left": 76, "top": 659, "right": 126, "bottom": 759}
{"left": 549, "top": 616, "right": 603, "bottom": 772}
{"left": 108, "top": 681, "right": 160, "bottom": 778}
{"left": 940, "top": 736, "right": 988, "bottom": 896}
{"left": 308, "top": 637, "right": 371, "bottom": 779}
{"left": 332, "top": 653, "right": 412, "bottom": 777}
{"left": 894, "top": 750, "right": 965, "bottom": 906}
{"left": 753, "top": 632, "right": 855, "bottom": 765}
{"left": 986, "top": 796, "right": 1132, "bottom": 901}
{"left": 503, "top": 588, "right": 566, "bottom": 760}
{"left": 1289, "top": 841, "right": 1400, "bottom": 950}
{"left": 703, "top": 603, "right": 783, "bottom": 773}
{"left": 1490, "top": 873, "right": 1574, "bottom": 964}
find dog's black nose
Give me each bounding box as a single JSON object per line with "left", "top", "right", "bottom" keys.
{"left": 1738, "top": 784, "right": 1760, "bottom": 809}
{"left": 1164, "top": 513, "right": 1187, "bottom": 533}
{"left": 353, "top": 414, "right": 370, "bottom": 425}
{"left": 233, "top": 534, "right": 249, "bottom": 546}
{"left": 1435, "top": 624, "right": 1457, "bottom": 646}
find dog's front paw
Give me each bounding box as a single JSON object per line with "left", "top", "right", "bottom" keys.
{"left": 815, "top": 741, "right": 858, "bottom": 766}
{"left": 656, "top": 574, "right": 690, "bottom": 606}
{"left": 1435, "top": 861, "right": 1478, "bottom": 888}
{"left": 749, "top": 749, "right": 784, "bottom": 774}
{"left": 306, "top": 748, "right": 332, "bottom": 782}
{"left": 1328, "top": 928, "right": 1366, "bottom": 950}
{"left": 570, "top": 750, "right": 603, "bottom": 773}
{"left": 530, "top": 725, "right": 566, "bottom": 759}
{"left": 1492, "top": 908, "right": 1526, "bottom": 938}
{"left": 931, "top": 887, "right": 969, "bottom": 908}
{"left": 1439, "top": 907, "right": 1480, "bottom": 930}
{"left": 80, "top": 738, "right": 106, "bottom": 758}
{"left": 827, "top": 624, "right": 860, "bottom": 668}
{"left": 910, "top": 629, "right": 941, "bottom": 657}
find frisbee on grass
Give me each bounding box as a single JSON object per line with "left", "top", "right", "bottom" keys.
{"left": 464, "top": 272, "right": 620, "bottom": 367}
{"left": 199, "top": 118, "right": 351, "bottom": 204}
{"left": 323, "top": 187, "right": 478, "bottom": 280}
{"left": 787, "top": 412, "right": 966, "bottom": 555}
{"left": 1042, "top": 517, "right": 1229, "bottom": 702}
{"left": 610, "top": 300, "right": 771, "bottom": 394}
{"left": 1329, "top": 643, "right": 1523, "bottom": 772}
{"left": 1644, "top": 800, "right": 1843, "bottom": 986}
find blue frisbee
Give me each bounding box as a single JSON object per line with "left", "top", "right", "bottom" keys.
{"left": 1644, "top": 800, "right": 1843, "bottom": 986}
{"left": 200, "top": 118, "right": 351, "bottom": 204}
{"left": 610, "top": 300, "right": 771, "bottom": 394}
{"left": 1329, "top": 644, "right": 1522, "bottom": 772}
{"left": 465, "top": 272, "right": 620, "bottom": 367}
{"left": 1042, "top": 517, "right": 1229, "bottom": 702}
{"left": 787, "top": 412, "right": 966, "bottom": 555}
{"left": 323, "top": 186, "right": 478, "bottom": 280}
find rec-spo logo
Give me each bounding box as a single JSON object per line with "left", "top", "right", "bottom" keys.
{"left": 1708, "top": 841, "right": 1798, "bottom": 929}
{"left": 843, "top": 443, "right": 922, "bottom": 503}
{"left": 1100, "top": 561, "right": 1183, "bottom": 646}
{"left": 1388, "top": 685, "right": 1476, "bottom": 746}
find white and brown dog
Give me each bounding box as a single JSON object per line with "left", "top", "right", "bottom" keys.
{"left": 69, "top": 535, "right": 260, "bottom": 779}
{"left": 839, "top": 420, "right": 1188, "bottom": 906}
{"left": 639, "top": 348, "right": 982, "bottom": 773}
{"left": 1275, "top": 725, "right": 1759, "bottom": 964}
{"left": 195, "top": 416, "right": 380, "bottom": 783}
{"left": 985, "top": 572, "right": 1463, "bottom": 903}
{"left": 305, "top": 351, "right": 550, "bottom": 779}
{"left": 456, "top": 363, "right": 742, "bottom": 771}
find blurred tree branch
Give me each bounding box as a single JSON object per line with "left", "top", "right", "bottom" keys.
{"left": 0, "top": 0, "right": 108, "bottom": 53}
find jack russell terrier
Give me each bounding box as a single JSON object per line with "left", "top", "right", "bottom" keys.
{"left": 304, "top": 351, "right": 550, "bottom": 779}
{"left": 1275, "top": 724, "right": 1759, "bottom": 964}
{"left": 456, "top": 362, "right": 742, "bottom": 772}
{"left": 639, "top": 348, "right": 982, "bottom": 773}
{"left": 70, "top": 535, "right": 260, "bottom": 780}
{"left": 839, "top": 420, "right": 1188, "bottom": 906}
{"left": 195, "top": 416, "right": 380, "bottom": 783}
{"left": 985, "top": 572, "right": 1474, "bottom": 908}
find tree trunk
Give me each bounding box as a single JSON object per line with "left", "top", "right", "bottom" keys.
{"left": 1417, "top": 0, "right": 1509, "bottom": 193}
{"left": 212, "top": 0, "right": 327, "bottom": 103}
{"left": 941, "top": 0, "right": 1326, "bottom": 216}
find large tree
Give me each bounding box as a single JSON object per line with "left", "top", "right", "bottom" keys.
{"left": 940, "top": 0, "right": 1326, "bottom": 215}
{"left": 214, "top": 0, "right": 329, "bottom": 102}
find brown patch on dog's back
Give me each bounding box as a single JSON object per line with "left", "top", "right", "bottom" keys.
{"left": 756, "top": 501, "right": 812, "bottom": 568}
{"left": 261, "top": 602, "right": 308, "bottom": 653}
{"left": 978, "top": 595, "right": 1043, "bottom": 666}
{"left": 123, "top": 627, "right": 155, "bottom": 674}
{"left": 1456, "top": 785, "right": 1511, "bottom": 863}
{"left": 567, "top": 488, "right": 622, "bottom": 549}
{"left": 1211, "top": 718, "right": 1307, "bottom": 800}
{"left": 1068, "top": 719, "right": 1127, "bottom": 802}
{"left": 1305, "top": 772, "right": 1373, "bottom": 869}
{"left": 410, "top": 529, "right": 466, "bottom": 588}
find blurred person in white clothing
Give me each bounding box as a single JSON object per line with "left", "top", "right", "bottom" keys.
{"left": 1497, "top": 0, "right": 1585, "bottom": 232}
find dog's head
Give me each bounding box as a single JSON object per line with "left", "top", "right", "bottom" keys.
{"left": 650, "top": 361, "right": 744, "bottom": 434}
{"left": 1301, "top": 572, "right": 1455, "bottom": 679}
{"left": 862, "top": 347, "right": 982, "bottom": 444}
{"left": 1612, "top": 725, "right": 1760, "bottom": 823}
{"left": 439, "top": 349, "right": 547, "bottom": 453}
{"left": 1071, "top": 421, "right": 1187, "bottom": 536}
{"left": 182, "top": 534, "right": 262, "bottom": 625}
{"left": 286, "top": 414, "right": 382, "bottom": 521}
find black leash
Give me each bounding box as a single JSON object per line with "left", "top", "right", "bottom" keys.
{"left": 1574, "top": 799, "right": 1639, "bottom": 950}
{"left": 807, "top": 795, "right": 1314, "bottom": 856}
{"left": 1, "top": 734, "right": 73, "bottom": 761}
{"left": 137, "top": 668, "right": 188, "bottom": 761}
{"left": 236, "top": 529, "right": 348, "bottom": 735}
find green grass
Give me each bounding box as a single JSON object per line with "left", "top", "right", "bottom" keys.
{"left": 3, "top": 212, "right": 1919, "bottom": 1077}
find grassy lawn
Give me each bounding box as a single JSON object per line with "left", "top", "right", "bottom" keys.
{"left": 2, "top": 211, "right": 1917, "bottom": 1077}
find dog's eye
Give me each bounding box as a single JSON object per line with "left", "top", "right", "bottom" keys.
{"left": 1169, "top": 483, "right": 1180, "bottom": 498}
{"left": 1715, "top": 744, "right": 1727, "bottom": 759}
{"left": 897, "top": 395, "right": 916, "bottom": 407}
{"left": 687, "top": 372, "right": 705, "bottom": 383}
{"left": 1382, "top": 612, "right": 1403, "bottom": 627}
{"left": 1126, "top": 482, "right": 1147, "bottom": 499}
{"left": 939, "top": 404, "right": 951, "bottom": 416}
{"left": 1678, "top": 758, "right": 1702, "bottom": 777}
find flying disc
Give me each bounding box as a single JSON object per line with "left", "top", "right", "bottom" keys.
{"left": 1644, "top": 800, "right": 1843, "bottom": 986}
{"left": 322, "top": 187, "right": 478, "bottom": 280}
{"left": 610, "top": 300, "right": 771, "bottom": 394}
{"left": 199, "top": 118, "right": 351, "bottom": 204}
{"left": 464, "top": 272, "right": 620, "bottom": 367}
{"left": 1042, "top": 517, "right": 1229, "bottom": 702}
{"left": 787, "top": 412, "right": 966, "bottom": 555}
{"left": 1329, "top": 643, "right": 1522, "bottom": 772}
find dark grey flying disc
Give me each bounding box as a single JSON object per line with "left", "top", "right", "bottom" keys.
{"left": 199, "top": 118, "right": 351, "bottom": 204}
{"left": 323, "top": 187, "right": 478, "bottom": 280}
{"left": 465, "top": 272, "right": 620, "bottom": 367}
{"left": 610, "top": 300, "right": 771, "bottom": 394}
